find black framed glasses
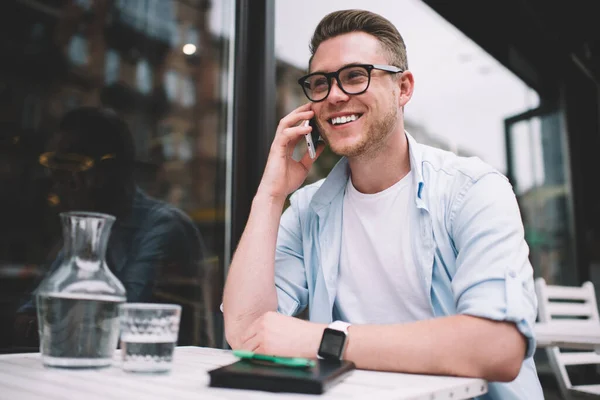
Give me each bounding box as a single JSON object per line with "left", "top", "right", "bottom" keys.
{"left": 297, "top": 64, "right": 403, "bottom": 102}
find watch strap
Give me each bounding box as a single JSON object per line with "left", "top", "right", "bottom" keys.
{"left": 328, "top": 320, "right": 351, "bottom": 334}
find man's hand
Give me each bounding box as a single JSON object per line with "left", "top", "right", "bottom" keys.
{"left": 237, "top": 311, "right": 326, "bottom": 358}
{"left": 257, "top": 103, "right": 325, "bottom": 203}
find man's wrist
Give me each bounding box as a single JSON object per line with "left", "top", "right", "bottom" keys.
{"left": 253, "top": 190, "right": 287, "bottom": 210}
{"left": 317, "top": 321, "right": 352, "bottom": 360}
{"left": 306, "top": 323, "right": 327, "bottom": 358}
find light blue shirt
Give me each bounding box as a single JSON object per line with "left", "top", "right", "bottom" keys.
{"left": 274, "top": 133, "right": 543, "bottom": 399}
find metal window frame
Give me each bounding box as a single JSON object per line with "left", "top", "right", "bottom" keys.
{"left": 227, "top": 0, "right": 276, "bottom": 266}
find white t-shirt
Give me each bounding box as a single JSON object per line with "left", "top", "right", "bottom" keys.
{"left": 333, "top": 171, "right": 434, "bottom": 324}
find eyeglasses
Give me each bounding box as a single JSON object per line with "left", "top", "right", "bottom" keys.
{"left": 297, "top": 64, "right": 403, "bottom": 102}
{"left": 39, "top": 152, "right": 117, "bottom": 172}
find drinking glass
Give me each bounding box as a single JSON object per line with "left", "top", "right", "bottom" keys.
{"left": 119, "top": 303, "right": 181, "bottom": 373}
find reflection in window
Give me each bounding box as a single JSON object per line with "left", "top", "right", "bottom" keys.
{"left": 30, "top": 23, "right": 45, "bottom": 41}
{"left": 165, "top": 70, "right": 179, "bottom": 102}
{"left": 64, "top": 95, "right": 81, "bottom": 112}
{"left": 75, "top": 0, "right": 91, "bottom": 10}
{"left": 181, "top": 77, "right": 195, "bottom": 107}
{"left": 22, "top": 95, "right": 40, "bottom": 130}
{"left": 104, "top": 49, "right": 120, "bottom": 85}
{"left": 149, "top": 0, "right": 177, "bottom": 41}
{"left": 68, "top": 34, "right": 88, "bottom": 66}
{"left": 1, "top": 0, "right": 234, "bottom": 354}
{"left": 187, "top": 26, "right": 199, "bottom": 46}
{"left": 170, "top": 22, "right": 180, "bottom": 47}
{"left": 162, "top": 132, "right": 193, "bottom": 162}
{"left": 136, "top": 59, "right": 152, "bottom": 94}
{"left": 116, "top": 0, "right": 175, "bottom": 42}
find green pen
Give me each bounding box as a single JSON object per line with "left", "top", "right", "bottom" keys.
{"left": 233, "top": 350, "right": 316, "bottom": 368}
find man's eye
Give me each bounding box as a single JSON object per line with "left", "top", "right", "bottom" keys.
{"left": 311, "top": 78, "right": 328, "bottom": 92}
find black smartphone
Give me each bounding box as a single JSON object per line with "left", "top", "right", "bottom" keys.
{"left": 305, "top": 118, "right": 321, "bottom": 159}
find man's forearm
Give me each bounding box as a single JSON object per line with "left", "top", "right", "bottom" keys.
{"left": 344, "top": 315, "right": 526, "bottom": 382}
{"left": 222, "top": 194, "right": 285, "bottom": 347}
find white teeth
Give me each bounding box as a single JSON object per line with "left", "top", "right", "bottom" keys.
{"left": 331, "top": 114, "right": 359, "bottom": 125}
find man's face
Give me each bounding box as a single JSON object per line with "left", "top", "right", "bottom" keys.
{"left": 309, "top": 32, "right": 408, "bottom": 158}
{"left": 45, "top": 132, "right": 98, "bottom": 212}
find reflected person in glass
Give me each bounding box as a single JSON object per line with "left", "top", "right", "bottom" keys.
{"left": 15, "top": 107, "right": 207, "bottom": 346}
{"left": 223, "top": 9, "right": 542, "bottom": 400}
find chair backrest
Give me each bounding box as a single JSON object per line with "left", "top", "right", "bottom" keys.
{"left": 535, "top": 278, "right": 600, "bottom": 398}
{"left": 536, "top": 278, "right": 600, "bottom": 323}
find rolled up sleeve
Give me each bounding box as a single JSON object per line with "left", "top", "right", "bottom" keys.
{"left": 274, "top": 198, "right": 309, "bottom": 316}
{"left": 450, "top": 173, "right": 538, "bottom": 358}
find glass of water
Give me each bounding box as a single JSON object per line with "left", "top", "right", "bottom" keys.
{"left": 119, "top": 303, "right": 182, "bottom": 373}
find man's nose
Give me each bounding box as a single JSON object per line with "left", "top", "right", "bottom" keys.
{"left": 327, "top": 79, "right": 350, "bottom": 104}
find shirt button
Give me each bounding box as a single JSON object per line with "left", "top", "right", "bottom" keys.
{"left": 509, "top": 270, "right": 517, "bottom": 278}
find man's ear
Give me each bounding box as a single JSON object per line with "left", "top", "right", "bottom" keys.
{"left": 398, "top": 71, "right": 414, "bottom": 108}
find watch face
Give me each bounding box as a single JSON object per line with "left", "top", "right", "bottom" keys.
{"left": 318, "top": 328, "right": 346, "bottom": 359}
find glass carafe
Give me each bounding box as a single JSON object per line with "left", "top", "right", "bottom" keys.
{"left": 36, "top": 212, "right": 126, "bottom": 368}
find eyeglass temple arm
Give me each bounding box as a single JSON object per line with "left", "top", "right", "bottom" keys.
{"left": 371, "top": 64, "right": 403, "bottom": 73}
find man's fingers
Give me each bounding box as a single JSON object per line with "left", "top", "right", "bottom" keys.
{"left": 278, "top": 109, "right": 314, "bottom": 134}
{"left": 299, "top": 141, "right": 326, "bottom": 170}
{"left": 274, "top": 124, "right": 312, "bottom": 149}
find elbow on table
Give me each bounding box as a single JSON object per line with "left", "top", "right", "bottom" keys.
{"left": 476, "top": 341, "right": 525, "bottom": 383}
{"left": 223, "top": 314, "right": 245, "bottom": 349}
{"left": 225, "top": 329, "right": 242, "bottom": 350}
{"left": 483, "top": 357, "right": 522, "bottom": 382}
{"left": 477, "top": 320, "right": 528, "bottom": 382}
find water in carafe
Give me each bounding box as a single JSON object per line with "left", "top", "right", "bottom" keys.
{"left": 36, "top": 212, "right": 126, "bottom": 368}
{"left": 38, "top": 293, "right": 122, "bottom": 367}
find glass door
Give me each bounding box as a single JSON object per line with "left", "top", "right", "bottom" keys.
{"left": 505, "top": 106, "right": 578, "bottom": 286}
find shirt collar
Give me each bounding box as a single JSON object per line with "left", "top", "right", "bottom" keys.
{"left": 310, "top": 131, "right": 427, "bottom": 213}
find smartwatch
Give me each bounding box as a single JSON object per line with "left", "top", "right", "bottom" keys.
{"left": 317, "top": 321, "right": 351, "bottom": 360}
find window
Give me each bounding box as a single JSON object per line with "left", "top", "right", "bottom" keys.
{"left": 149, "top": 0, "right": 176, "bottom": 41}
{"left": 1, "top": 0, "right": 234, "bottom": 355}
{"left": 67, "top": 34, "right": 88, "bottom": 66}
{"left": 136, "top": 59, "right": 153, "bottom": 94}
{"left": 186, "top": 27, "right": 199, "bottom": 46}
{"left": 170, "top": 22, "right": 180, "bottom": 47}
{"left": 117, "top": 0, "right": 176, "bottom": 42}
{"left": 63, "top": 94, "right": 81, "bottom": 111}
{"left": 164, "top": 70, "right": 179, "bottom": 101}
{"left": 181, "top": 76, "right": 196, "bottom": 107}
{"left": 104, "top": 49, "right": 120, "bottom": 85}
{"left": 75, "top": 0, "right": 92, "bottom": 10}
{"left": 21, "top": 95, "right": 41, "bottom": 130}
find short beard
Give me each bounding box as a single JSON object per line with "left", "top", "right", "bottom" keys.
{"left": 332, "top": 104, "right": 398, "bottom": 159}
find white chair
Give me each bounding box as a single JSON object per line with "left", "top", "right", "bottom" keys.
{"left": 535, "top": 277, "right": 600, "bottom": 399}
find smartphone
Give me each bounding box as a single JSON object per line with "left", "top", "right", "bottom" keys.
{"left": 304, "top": 118, "right": 321, "bottom": 159}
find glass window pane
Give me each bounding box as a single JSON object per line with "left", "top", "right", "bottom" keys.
{"left": 1, "top": 0, "right": 234, "bottom": 353}
{"left": 136, "top": 59, "right": 152, "bottom": 94}
{"left": 104, "top": 49, "right": 120, "bottom": 85}
{"left": 68, "top": 34, "right": 88, "bottom": 66}
{"left": 181, "top": 77, "right": 195, "bottom": 107}
{"left": 508, "top": 112, "right": 575, "bottom": 286}
{"left": 164, "top": 70, "right": 179, "bottom": 101}
{"left": 187, "top": 27, "right": 199, "bottom": 46}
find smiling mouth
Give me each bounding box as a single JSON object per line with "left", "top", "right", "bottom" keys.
{"left": 328, "top": 114, "right": 362, "bottom": 126}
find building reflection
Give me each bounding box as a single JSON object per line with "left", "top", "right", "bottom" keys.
{"left": 0, "top": 0, "right": 230, "bottom": 352}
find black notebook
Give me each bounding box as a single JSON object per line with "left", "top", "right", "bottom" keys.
{"left": 208, "top": 358, "right": 355, "bottom": 394}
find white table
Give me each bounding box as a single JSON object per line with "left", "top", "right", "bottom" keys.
{"left": 0, "top": 347, "right": 487, "bottom": 400}
{"left": 535, "top": 321, "right": 600, "bottom": 352}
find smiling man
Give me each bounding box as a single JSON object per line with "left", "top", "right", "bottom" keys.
{"left": 222, "top": 9, "right": 543, "bottom": 399}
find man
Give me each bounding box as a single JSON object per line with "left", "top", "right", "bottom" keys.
{"left": 14, "top": 107, "right": 207, "bottom": 347}
{"left": 223, "top": 9, "right": 543, "bottom": 399}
